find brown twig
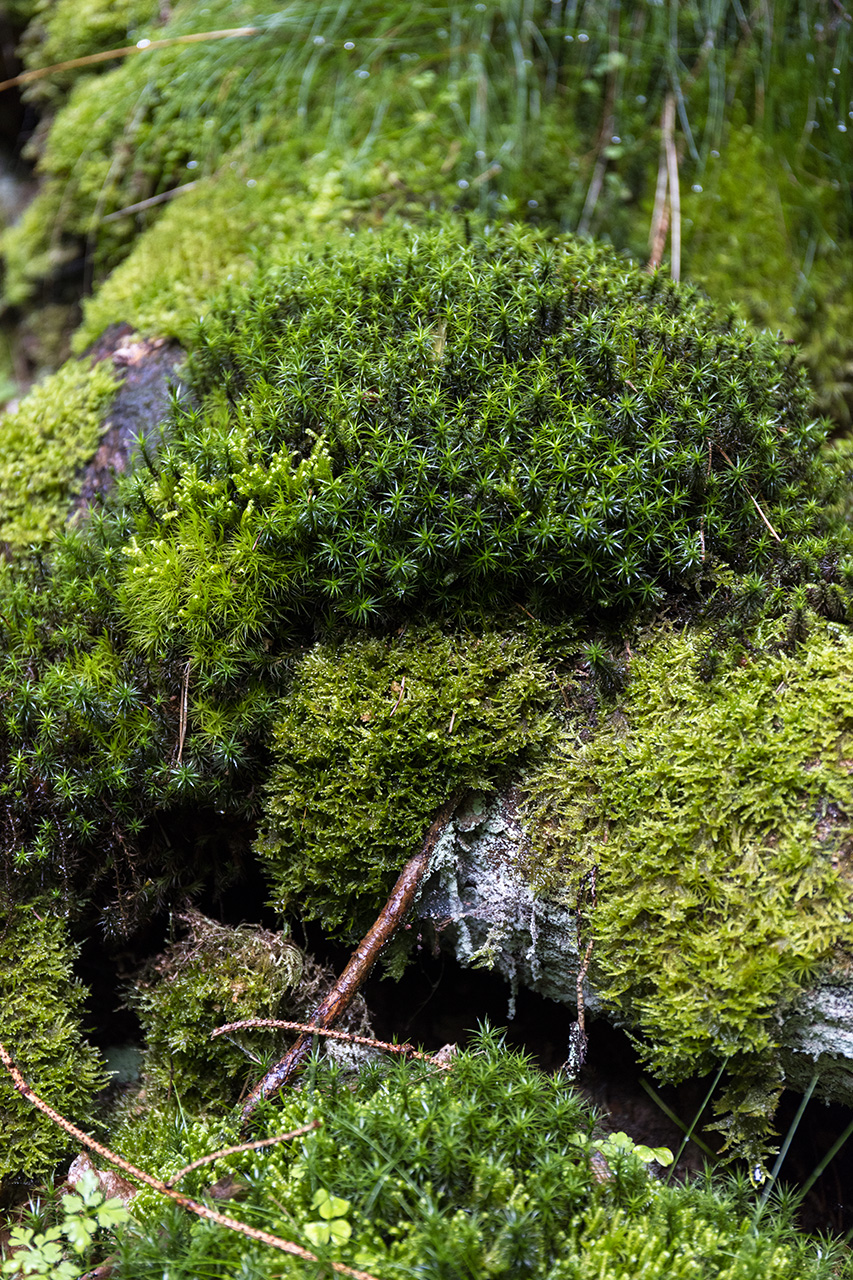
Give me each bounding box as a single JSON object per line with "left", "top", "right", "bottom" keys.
{"left": 0, "top": 1042, "right": 379, "bottom": 1280}
{"left": 214, "top": 1018, "right": 453, "bottom": 1070}
{"left": 389, "top": 675, "right": 406, "bottom": 715}
{"left": 166, "top": 1122, "right": 322, "bottom": 1186}
{"left": 177, "top": 658, "right": 190, "bottom": 763}
{"left": 240, "top": 792, "right": 463, "bottom": 1126}
{"left": 0, "top": 27, "right": 260, "bottom": 94}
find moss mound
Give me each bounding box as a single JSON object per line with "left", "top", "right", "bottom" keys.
{"left": 0, "top": 358, "right": 119, "bottom": 549}
{"left": 119, "top": 220, "right": 843, "bottom": 668}
{"left": 259, "top": 627, "right": 554, "bottom": 931}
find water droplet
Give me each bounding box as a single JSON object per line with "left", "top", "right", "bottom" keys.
{"left": 636, "top": 94, "right": 646, "bottom": 105}
{"left": 247, "top": 179, "right": 257, "bottom": 188}
{"left": 313, "top": 35, "right": 325, "bottom": 45}
{"left": 186, "top": 160, "right": 198, "bottom": 170}
{"left": 833, "top": 67, "right": 841, "bottom": 75}
{"left": 839, "top": 123, "right": 848, "bottom": 132}
{"left": 344, "top": 40, "right": 355, "bottom": 50}
{"left": 136, "top": 37, "right": 151, "bottom": 49}
{"left": 611, "top": 135, "right": 621, "bottom": 144}
{"left": 578, "top": 32, "right": 589, "bottom": 42}
{"left": 475, "top": 2, "right": 486, "bottom": 9}
{"left": 710, "top": 149, "right": 720, "bottom": 158}
{"left": 691, "top": 183, "right": 702, "bottom": 193}
{"left": 475, "top": 150, "right": 486, "bottom": 159}
{"left": 457, "top": 179, "right": 470, "bottom": 189}
{"left": 355, "top": 68, "right": 370, "bottom": 79}
{"left": 528, "top": 199, "right": 538, "bottom": 208}
{"left": 564, "top": 33, "right": 573, "bottom": 41}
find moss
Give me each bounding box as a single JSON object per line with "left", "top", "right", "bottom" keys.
{"left": 681, "top": 126, "right": 853, "bottom": 428}
{"left": 130, "top": 909, "right": 304, "bottom": 1107}
{"left": 524, "top": 620, "right": 853, "bottom": 1162}
{"left": 107, "top": 1030, "right": 845, "bottom": 1280}
{"left": 258, "top": 625, "right": 555, "bottom": 932}
{"left": 0, "top": 357, "right": 120, "bottom": 549}
{"left": 0, "top": 901, "right": 106, "bottom": 1185}
{"left": 116, "top": 219, "right": 845, "bottom": 671}
{"left": 17, "top": 0, "right": 161, "bottom": 108}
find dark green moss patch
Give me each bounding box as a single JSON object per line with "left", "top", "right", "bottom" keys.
{"left": 118, "top": 220, "right": 845, "bottom": 670}
{"left": 258, "top": 625, "right": 554, "bottom": 932}
{"left": 111, "top": 1029, "right": 845, "bottom": 1280}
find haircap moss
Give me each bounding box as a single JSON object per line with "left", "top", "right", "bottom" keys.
{"left": 116, "top": 218, "right": 845, "bottom": 667}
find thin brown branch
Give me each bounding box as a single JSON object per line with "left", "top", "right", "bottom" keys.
{"left": 177, "top": 658, "right": 190, "bottom": 763}
{"left": 166, "top": 1122, "right": 322, "bottom": 1186}
{"left": 0, "top": 28, "right": 260, "bottom": 94}
{"left": 0, "top": 1042, "right": 379, "bottom": 1280}
{"left": 647, "top": 130, "right": 670, "bottom": 271}
{"left": 214, "top": 1018, "right": 452, "bottom": 1069}
{"left": 240, "top": 792, "right": 463, "bottom": 1126}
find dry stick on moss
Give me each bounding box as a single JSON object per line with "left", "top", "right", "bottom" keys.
{"left": 0, "top": 1042, "right": 380, "bottom": 1280}
{"left": 0, "top": 27, "right": 260, "bottom": 94}
{"left": 166, "top": 1121, "right": 322, "bottom": 1187}
{"left": 214, "top": 1019, "right": 453, "bottom": 1069}
{"left": 240, "top": 792, "right": 463, "bottom": 1128}
{"left": 565, "top": 865, "right": 597, "bottom": 1078}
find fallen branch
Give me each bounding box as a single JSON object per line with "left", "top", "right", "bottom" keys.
{"left": 0, "top": 1042, "right": 379, "bottom": 1280}
{"left": 240, "top": 792, "right": 462, "bottom": 1127}
{"left": 214, "top": 1018, "right": 453, "bottom": 1069}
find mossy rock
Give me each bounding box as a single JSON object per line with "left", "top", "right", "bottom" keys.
{"left": 0, "top": 902, "right": 106, "bottom": 1186}
{"left": 415, "top": 616, "right": 853, "bottom": 1168}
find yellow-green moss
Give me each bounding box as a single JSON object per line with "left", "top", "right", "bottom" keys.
{"left": 0, "top": 357, "right": 119, "bottom": 549}
{"left": 0, "top": 902, "right": 106, "bottom": 1185}
{"left": 131, "top": 910, "right": 304, "bottom": 1107}
{"left": 258, "top": 625, "right": 556, "bottom": 933}
{"left": 524, "top": 620, "right": 853, "bottom": 1156}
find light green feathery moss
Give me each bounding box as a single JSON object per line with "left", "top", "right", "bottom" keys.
{"left": 0, "top": 358, "right": 120, "bottom": 549}
{"left": 0, "top": 902, "right": 106, "bottom": 1186}
{"left": 524, "top": 619, "right": 853, "bottom": 1163}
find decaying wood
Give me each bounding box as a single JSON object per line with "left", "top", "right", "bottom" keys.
{"left": 0, "top": 1041, "right": 379, "bottom": 1280}
{"left": 240, "top": 792, "right": 462, "bottom": 1127}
